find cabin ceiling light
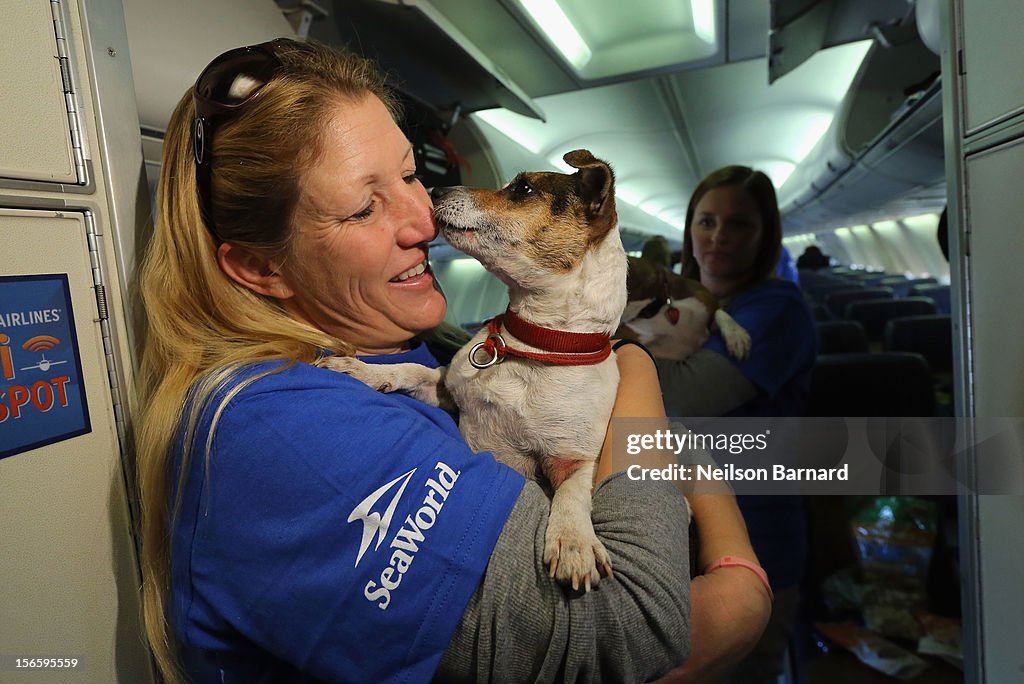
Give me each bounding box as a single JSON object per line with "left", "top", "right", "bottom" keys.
{"left": 474, "top": 109, "right": 547, "bottom": 155}
{"left": 658, "top": 211, "right": 686, "bottom": 231}
{"left": 514, "top": 0, "right": 720, "bottom": 79}
{"left": 755, "top": 160, "right": 797, "bottom": 191}
{"left": 516, "top": 0, "right": 592, "bottom": 70}
{"left": 691, "top": 0, "right": 716, "bottom": 45}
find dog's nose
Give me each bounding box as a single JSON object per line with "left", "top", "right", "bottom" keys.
{"left": 431, "top": 186, "right": 457, "bottom": 202}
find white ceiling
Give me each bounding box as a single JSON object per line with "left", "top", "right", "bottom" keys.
{"left": 472, "top": 40, "right": 873, "bottom": 232}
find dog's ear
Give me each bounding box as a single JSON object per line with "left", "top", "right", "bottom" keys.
{"left": 563, "top": 149, "right": 616, "bottom": 237}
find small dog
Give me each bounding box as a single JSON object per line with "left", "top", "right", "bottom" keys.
{"left": 618, "top": 255, "right": 751, "bottom": 362}
{"left": 325, "top": 150, "right": 625, "bottom": 590}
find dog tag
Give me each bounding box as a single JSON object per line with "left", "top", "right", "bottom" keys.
{"left": 665, "top": 302, "right": 680, "bottom": 325}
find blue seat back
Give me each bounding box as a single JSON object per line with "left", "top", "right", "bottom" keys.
{"left": 909, "top": 283, "right": 951, "bottom": 314}
{"left": 826, "top": 287, "right": 894, "bottom": 318}
{"left": 817, "top": 321, "right": 869, "bottom": 354}
{"left": 808, "top": 352, "right": 936, "bottom": 417}
{"left": 844, "top": 298, "right": 938, "bottom": 341}
{"left": 883, "top": 315, "right": 953, "bottom": 372}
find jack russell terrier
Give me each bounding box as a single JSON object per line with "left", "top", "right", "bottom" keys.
{"left": 325, "top": 150, "right": 625, "bottom": 591}
{"left": 618, "top": 255, "right": 751, "bottom": 362}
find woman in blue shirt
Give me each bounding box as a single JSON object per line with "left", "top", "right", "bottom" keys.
{"left": 656, "top": 166, "right": 818, "bottom": 684}
{"left": 135, "top": 40, "right": 771, "bottom": 684}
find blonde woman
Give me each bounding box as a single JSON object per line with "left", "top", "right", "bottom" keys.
{"left": 136, "top": 39, "right": 769, "bottom": 683}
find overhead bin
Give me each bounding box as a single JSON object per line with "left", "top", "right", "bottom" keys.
{"left": 780, "top": 37, "right": 945, "bottom": 233}
{"left": 0, "top": 2, "right": 82, "bottom": 185}
{"left": 769, "top": 0, "right": 923, "bottom": 83}
{"left": 320, "top": 0, "right": 544, "bottom": 121}
{"left": 122, "top": 0, "right": 297, "bottom": 133}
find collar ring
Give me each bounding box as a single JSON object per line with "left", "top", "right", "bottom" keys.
{"left": 469, "top": 333, "right": 507, "bottom": 369}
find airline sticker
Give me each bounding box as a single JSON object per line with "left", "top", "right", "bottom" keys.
{"left": 0, "top": 274, "right": 91, "bottom": 460}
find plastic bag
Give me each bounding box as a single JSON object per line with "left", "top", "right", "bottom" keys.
{"left": 850, "top": 496, "right": 939, "bottom": 640}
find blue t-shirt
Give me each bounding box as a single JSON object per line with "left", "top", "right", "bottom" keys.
{"left": 704, "top": 279, "right": 816, "bottom": 418}
{"left": 170, "top": 346, "right": 525, "bottom": 683}
{"left": 704, "top": 279, "right": 817, "bottom": 589}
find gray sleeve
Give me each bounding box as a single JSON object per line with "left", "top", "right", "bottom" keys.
{"left": 655, "top": 348, "right": 758, "bottom": 417}
{"left": 435, "top": 472, "right": 691, "bottom": 684}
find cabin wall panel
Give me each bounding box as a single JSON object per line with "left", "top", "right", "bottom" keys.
{"left": 946, "top": 1, "right": 1024, "bottom": 681}
{"left": 0, "top": 1, "right": 78, "bottom": 184}
{"left": 0, "top": 210, "right": 144, "bottom": 683}
{"left": 0, "top": 0, "right": 152, "bottom": 681}
{"left": 963, "top": 138, "right": 1024, "bottom": 414}
{"left": 960, "top": 0, "right": 1024, "bottom": 135}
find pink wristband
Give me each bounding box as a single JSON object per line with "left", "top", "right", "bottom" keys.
{"left": 703, "top": 556, "right": 774, "bottom": 602}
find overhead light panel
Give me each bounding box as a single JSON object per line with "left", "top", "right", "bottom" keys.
{"left": 516, "top": 0, "right": 592, "bottom": 70}
{"left": 512, "top": 0, "right": 721, "bottom": 79}
{"left": 759, "top": 160, "right": 797, "bottom": 190}
{"left": 691, "top": 0, "right": 716, "bottom": 45}
{"left": 474, "top": 109, "right": 547, "bottom": 156}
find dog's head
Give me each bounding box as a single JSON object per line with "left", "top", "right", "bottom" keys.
{"left": 432, "top": 149, "right": 620, "bottom": 293}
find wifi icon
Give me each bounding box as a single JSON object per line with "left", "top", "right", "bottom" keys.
{"left": 20, "top": 335, "right": 68, "bottom": 373}
{"left": 23, "top": 335, "right": 61, "bottom": 353}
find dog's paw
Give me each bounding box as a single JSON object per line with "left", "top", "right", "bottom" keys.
{"left": 723, "top": 325, "right": 752, "bottom": 360}
{"left": 543, "top": 517, "right": 612, "bottom": 592}
{"left": 320, "top": 356, "right": 394, "bottom": 392}
{"left": 715, "top": 309, "right": 752, "bottom": 360}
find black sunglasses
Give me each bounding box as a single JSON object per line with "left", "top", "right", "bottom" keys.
{"left": 192, "top": 39, "right": 291, "bottom": 241}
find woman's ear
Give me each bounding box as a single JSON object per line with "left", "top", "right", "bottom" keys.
{"left": 216, "top": 242, "right": 294, "bottom": 299}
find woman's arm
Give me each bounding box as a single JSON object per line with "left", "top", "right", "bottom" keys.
{"left": 656, "top": 284, "right": 818, "bottom": 419}
{"left": 600, "top": 344, "right": 773, "bottom": 682}
{"left": 655, "top": 349, "right": 757, "bottom": 418}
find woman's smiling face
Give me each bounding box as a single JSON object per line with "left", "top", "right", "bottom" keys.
{"left": 276, "top": 95, "right": 446, "bottom": 354}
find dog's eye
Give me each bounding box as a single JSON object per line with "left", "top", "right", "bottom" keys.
{"left": 511, "top": 179, "right": 534, "bottom": 198}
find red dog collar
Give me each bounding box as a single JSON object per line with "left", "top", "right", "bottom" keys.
{"left": 469, "top": 308, "right": 612, "bottom": 368}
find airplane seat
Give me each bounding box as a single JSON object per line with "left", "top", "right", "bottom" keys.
{"left": 884, "top": 314, "right": 955, "bottom": 415}
{"left": 799, "top": 269, "right": 852, "bottom": 285}
{"left": 843, "top": 297, "right": 938, "bottom": 342}
{"left": 879, "top": 276, "right": 938, "bottom": 298}
{"left": 909, "top": 283, "right": 951, "bottom": 314}
{"left": 816, "top": 320, "right": 869, "bottom": 354}
{"left": 848, "top": 272, "right": 893, "bottom": 288}
{"left": 807, "top": 352, "right": 937, "bottom": 417}
{"left": 827, "top": 266, "right": 853, "bottom": 275}
{"left": 811, "top": 303, "right": 832, "bottom": 322}
{"left": 825, "top": 287, "right": 894, "bottom": 318}
{"left": 799, "top": 269, "right": 857, "bottom": 292}
{"left": 883, "top": 315, "right": 953, "bottom": 372}
{"left": 804, "top": 282, "right": 863, "bottom": 305}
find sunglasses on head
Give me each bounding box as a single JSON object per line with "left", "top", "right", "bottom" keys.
{"left": 192, "top": 38, "right": 292, "bottom": 241}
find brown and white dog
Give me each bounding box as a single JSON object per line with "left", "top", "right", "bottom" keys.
{"left": 618, "top": 256, "right": 751, "bottom": 362}
{"left": 325, "top": 150, "right": 625, "bottom": 590}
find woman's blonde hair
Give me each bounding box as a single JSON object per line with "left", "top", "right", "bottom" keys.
{"left": 135, "top": 39, "right": 398, "bottom": 683}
